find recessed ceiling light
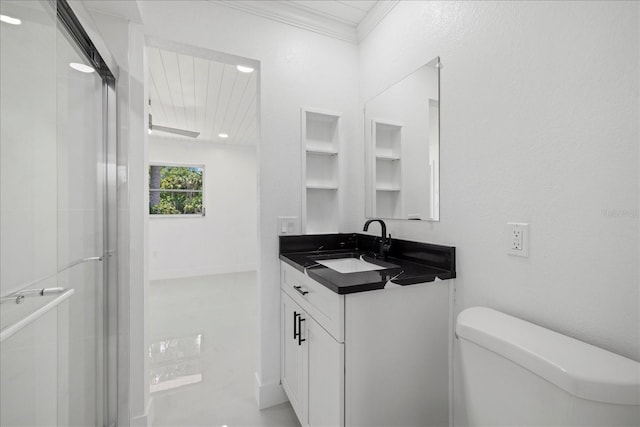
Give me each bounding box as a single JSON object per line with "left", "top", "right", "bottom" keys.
{"left": 236, "top": 65, "right": 254, "bottom": 73}
{"left": 0, "top": 14, "right": 21, "bottom": 25}
{"left": 69, "top": 62, "right": 95, "bottom": 73}
{"left": 218, "top": 133, "right": 229, "bottom": 138}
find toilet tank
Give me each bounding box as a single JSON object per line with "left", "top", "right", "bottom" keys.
{"left": 456, "top": 307, "right": 640, "bottom": 427}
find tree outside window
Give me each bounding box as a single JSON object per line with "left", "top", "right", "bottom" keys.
{"left": 149, "top": 165, "right": 204, "bottom": 216}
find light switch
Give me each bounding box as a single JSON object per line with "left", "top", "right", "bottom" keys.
{"left": 278, "top": 216, "right": 300, "bottom": 236}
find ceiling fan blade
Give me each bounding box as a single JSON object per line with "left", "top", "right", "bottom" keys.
{"left": 151, "top": 124, "right": 200, "bottom": 138}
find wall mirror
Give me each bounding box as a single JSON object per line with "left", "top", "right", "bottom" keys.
{"left": 365, "top": 56, "right": 440, "bottom": 221}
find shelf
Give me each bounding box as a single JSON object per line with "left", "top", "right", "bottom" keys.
{"left": 374, "top": 122, "right": 402, "bottom": 160}
{"left": 375, "top": 190, "right": 401, "bottom": 218}
{"left": 306, "top": 112, "right": 338, "bottom": 148}
{"left": 376, "top": 154, "right": 400, "bottom": 161}
{"left": 306, "top": 186, "right": 339, "bottom": 234}
{"left": 371, "top": 119, "right": 402, "bottom": 218}
{"left": 307, "top": 155, "right": 337, "bottom": 186}
{"left": 307, "top": 148, "right": 338, "bottom": 156}
{"left": 302, "top": 107, "right": 341, "bottom": 234}
{"left": 376, "top": 186, "right": 401, "bottom": 192}
{"left": 307, "top": 184, "right": 338, "bottom": 190}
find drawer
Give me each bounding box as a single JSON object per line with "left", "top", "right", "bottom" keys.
{"left": 281, "top": 262, "right": 344, "bottom": 342}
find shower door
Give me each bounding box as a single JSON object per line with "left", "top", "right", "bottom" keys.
{"left": 0, "top": 0, "right": 116, "bottom": 426}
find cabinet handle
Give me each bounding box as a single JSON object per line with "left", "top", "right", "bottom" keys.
{"left": 297, "top": 316, "right": 306, "bottom": 346}
{"left": 293, "top": 285, "right": 309, "bottom": 296}
{"left": 293, "top": 311, "right": 300, "bottom": 340}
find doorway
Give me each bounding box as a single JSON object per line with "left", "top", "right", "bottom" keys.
{"left": 145, "top": 39, "right": 293, "bottom": 426}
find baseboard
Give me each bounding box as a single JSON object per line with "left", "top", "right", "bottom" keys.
{"left": 254, "top": 372, "right": 288, "bottom": 410}
{"left": 149, "top": 264, "right": 256, "bottom": 281}
{"left": 130, "top": 397, "right": 154, "bottom": 427}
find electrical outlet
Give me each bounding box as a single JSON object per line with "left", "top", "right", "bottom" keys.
{"left": 507, "top": 222, "right": 529, "bottom": 257}
{"left": 512, "top": 228, "right": 523, "bottom": 250}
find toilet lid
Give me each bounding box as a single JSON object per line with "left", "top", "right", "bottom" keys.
{"left": 456, "top": 307, "right": 640, "bottom": 406}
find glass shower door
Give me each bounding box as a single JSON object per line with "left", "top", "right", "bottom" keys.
{"left": 0, "top": 0, "right": 114, "bottom": 425}
{"left": 56, "top": 14, "right": 107, "bottom": 427}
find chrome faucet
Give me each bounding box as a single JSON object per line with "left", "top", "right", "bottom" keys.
{"left": 363, "top": 219, "right": 391, "bottom": 258}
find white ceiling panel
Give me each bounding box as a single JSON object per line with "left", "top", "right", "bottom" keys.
{"left": 287, "top": 0, "right": 371, "bottom": 26}
{"left": 193, "top": 56, "right": 210, "bottom": 133}
{"left": 337, "top": 0, "right": 377, "bottom": 13}
{"left": 148, "top": 46, "right": 258, "bottom": 146}
{"left": 176, "top": 53, "right": 195, "bottom": 130}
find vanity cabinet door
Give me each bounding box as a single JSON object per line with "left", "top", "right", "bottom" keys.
{"left": 307, "top": 316, "right": 344, "bottom": 427}
{"left": 282, "top": 291, "right": 344, "bottom": 427}
{"left": 281, "top": 292, "right": 305, "bottom": 422}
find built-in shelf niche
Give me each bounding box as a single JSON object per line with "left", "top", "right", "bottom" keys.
{"left": 373, "top": 121, "right": 402, "bottom": 218}
{"left": 301, "top": 108, "right": 341, "bottom": 234}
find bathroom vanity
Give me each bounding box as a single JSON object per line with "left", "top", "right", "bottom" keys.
{"left": 279, "top": 234, "right": 456, "bottom": 427}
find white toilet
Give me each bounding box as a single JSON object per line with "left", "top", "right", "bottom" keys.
{"left": 456, "top": 307, "right": 640, "bottom": 427}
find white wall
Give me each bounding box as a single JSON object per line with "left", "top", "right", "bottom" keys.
{"left": 139, "top": 0, "right": 359, "bottom": 408}
{"left": 148, "top": 138, "right": 257, "bottom": 280}
{"left": 356, "top": 3, "right": 639, "bottom": 420}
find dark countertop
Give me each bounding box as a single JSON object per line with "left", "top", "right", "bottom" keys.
{"left": 279, "top": 234, "right": 456, "bottom": 295}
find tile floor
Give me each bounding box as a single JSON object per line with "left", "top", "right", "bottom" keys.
{"left": 149, "top": 272, "right": 300, "bottom": 427}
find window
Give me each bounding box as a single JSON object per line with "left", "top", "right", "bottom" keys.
{"left": 149, "top": 164, "right": 204, "bottom": 216}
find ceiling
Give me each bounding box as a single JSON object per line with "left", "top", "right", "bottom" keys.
{"left": 84, "top": 1, "right": 397, "bottom": 43}
{"left": 79, "top": 0, "right": 143, "bottom": 23}
{"left": 217, "top": 0, "right": 398, "bottom": 43}
{"left": 146, "top": 1, "right": 397, "bottom": 146}
{"left": 286, "top": 0, "right": 378, "bottom": 26}
{"left": 148, "top": 46, "right": 258, "bottom": 145}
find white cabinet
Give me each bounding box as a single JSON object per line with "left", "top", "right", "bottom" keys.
{"left": 301, "top": 108, "right": 342, "bottom": 234}
{"left": 307, "top": 313, "right": 344, "bottom": 427}
{"left": 281, "top": 291, "right": 344, "bottom": 427}
{"left": 280, "top": 262, "right": 450, "bottom": 427}
{"left": 344, "top": 282, "right": 450, "bottom": 427}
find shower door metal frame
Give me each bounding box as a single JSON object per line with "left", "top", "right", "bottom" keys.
{"left": 55, "top": 0, "right": 119, "bottom": 426}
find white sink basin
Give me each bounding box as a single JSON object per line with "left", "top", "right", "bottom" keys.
{"left": 316, "top": 257, "right": 388, "bottom": 274}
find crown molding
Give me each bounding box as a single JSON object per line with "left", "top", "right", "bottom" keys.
{"left": 357, "top": 0, "right": 399, "bottom": 41}
{"left": 215, "top": 0, "right": 359, "bottom": 44}
{"left": 82, "top": 0, "right": 144, "bottom": 24}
